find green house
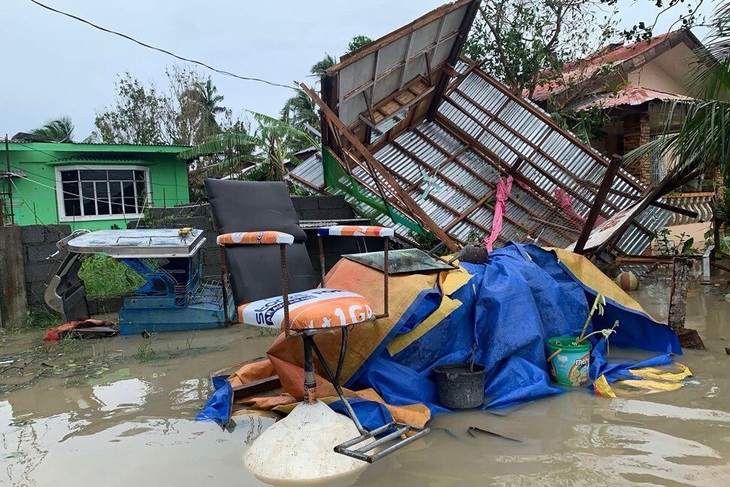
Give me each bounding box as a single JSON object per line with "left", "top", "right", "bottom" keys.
{"left": 1, "top": 142, "right": 189, "bottom": 230}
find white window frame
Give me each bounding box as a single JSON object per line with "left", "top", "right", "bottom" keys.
{"left": 55, "top": 165, "right": 152, "bottom": 222}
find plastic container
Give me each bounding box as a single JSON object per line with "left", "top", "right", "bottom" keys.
{"left": 547, "top": 336, "right": 591, "bottom": 387}
{"left": 432, "top": 363, "right": 486, "bottom": 409}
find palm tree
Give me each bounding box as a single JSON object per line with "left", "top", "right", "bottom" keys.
{"left": 310, "top": 53, "right": 337, "bottom": 77}
{"left": 281, "top": 88, "right": 319, "bottom": 147}
{"left": 309, "top": 36, "right": 373, "bottom": 78}
{"left": 193, "top": 78, "right": 226, "bottom": 138}
{"left": 30, "top": 116, "right": 75, "bottom": 142}
{"left": 181, "top": 111, "right": 317, "bottom": 183}
{"left": 625, "top": 0, "right": 730, "bottom": 245}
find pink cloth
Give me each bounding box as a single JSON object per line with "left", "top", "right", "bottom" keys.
{"left": 484, "top": 176, "right": 513, "bottom": 252}
{"left": 554, "top": 188, "right": 606, "bottom": 228}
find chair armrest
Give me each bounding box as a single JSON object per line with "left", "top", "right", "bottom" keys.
{"left": 216, "top": 231, "right": 295, "bottom": 246}
{"left": 316, "top": 225, "right": 394, "bottom": 238}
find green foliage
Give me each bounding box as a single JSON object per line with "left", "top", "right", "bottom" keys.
{"left": 311, "top": 54, "right": 337, "bottom": 77}
{"left": 30, "top": 116, "right": 75, "bottom": 142}
{"left": 181, "top": 111, "right": 316, "bottom": 183}
{"left": 281, "top": 89, "right": 320, "bottom": 151}
{"left": 652, "top": 228, "right": 700, "bottom": 256}
{"left": 24, "top": 307, "right": 62, "bottom": 330}
{"left": 347, "top": 35, "right": 373, "bottom": 53}
{"left": 551, "top": 105, "right": 612, "bottom": 144}
{"left": 78, "top": 254, "right": 145, "bottom": 297}
{"left": 134, "top": 334, "right": 157, "bottom": 362}
{"left": 409, "top": 230, "right": 449, "bottom": 256}
{"left": 94, "top": 66, "right": 238, "bottom": 146}
{"left": 464, "top": 0, "right": 617, "bottom": 97}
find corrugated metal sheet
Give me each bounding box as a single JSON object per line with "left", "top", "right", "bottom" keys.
{"left": 571, "top": 85, "right": 695, "bottom": 111}
{"left": 287, "top": 153, "right": 324, "bottom": 190}
{"left": 303, "top": 61, "right": 670, "bottom": 254}
{"left": 326, "top": 0, "right": 471, "bottom": 126}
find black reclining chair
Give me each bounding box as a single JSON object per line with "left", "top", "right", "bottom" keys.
{"left": 205, "top": 179, "right": 429, "bottom": 463}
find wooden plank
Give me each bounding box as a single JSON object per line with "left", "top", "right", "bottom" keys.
{"left": 574, "top": 157, "right": 623, "bottom": 254}
{"left": 232, "top": 376, "right": 282, "bottom": 401}
{"left": 302, "top": 82, "right": 460, "bottom": 251}
{"left": 426, "top": 0, "right": 480, "bottom": 120}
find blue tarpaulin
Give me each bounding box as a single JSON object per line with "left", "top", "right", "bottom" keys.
{"left": 198, "top": 243, "right": 682, "bottom": 427}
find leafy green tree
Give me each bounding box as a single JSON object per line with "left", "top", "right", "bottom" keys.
{"left": 281, "top": 88, "right": 319, "bottom": 148}
{"left": 464, "top": 0, "right": 617, "bottom": 98}
{"left": 181, "top": 111, "right": 317, "bottom": 184}
{"left": 94, "top": 66, "right": 231, "bottom": 146}
{"left": 347, "top": 35, "right": 373, "bottom": 53}
{"left": 311, "top": 53, "right": 337, "bottom": 77}
{"left": 30, "top": 116, "right": 75, "bottom": 142}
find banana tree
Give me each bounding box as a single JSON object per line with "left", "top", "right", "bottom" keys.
{"left": 181, "top": 111, "right": 317, "bottom": 186}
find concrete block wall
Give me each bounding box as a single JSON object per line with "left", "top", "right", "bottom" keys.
{"left": 21, "top": 224, "right": 71, "bottom": 305}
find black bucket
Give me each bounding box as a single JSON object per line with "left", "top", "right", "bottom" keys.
{"left": 432, "top": 363, "right": 486, "bottom": 410}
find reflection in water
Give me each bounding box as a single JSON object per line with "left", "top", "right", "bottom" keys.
{"left": 92, "top": 378, "right": 153, "bottom": 412}
{"left": 1, "top": 281, "right": 729, "bottom": 486}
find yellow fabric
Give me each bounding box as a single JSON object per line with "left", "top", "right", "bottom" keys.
{"left": 387, "top": 267, "right": 473, "bottom": 355}
{"left": 628, "top": 363, "right": 692, "bottom": 382}
{"left": 593, "top": 375, "right": 617, "bottom": 398}
{"left": 593, "top": 362, "right": 692, "bottom": 398}
{"left": 548, "top": 248, "right": 658, "bottom": 320}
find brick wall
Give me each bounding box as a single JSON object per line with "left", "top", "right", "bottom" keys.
{"left": 622, "top": 113, "right": 652, "bottom": 185}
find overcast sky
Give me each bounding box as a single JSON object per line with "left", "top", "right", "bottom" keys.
{"left": 0, "top": 0, "right": 716, "bottom": 141}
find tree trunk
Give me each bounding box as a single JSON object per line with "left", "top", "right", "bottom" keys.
{"left": 668, "top": 256, "right": 692, "bottom": 332}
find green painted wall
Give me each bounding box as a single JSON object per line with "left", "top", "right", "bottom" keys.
{"left": 2, "top": 143, "right": 189, "bottom": 231}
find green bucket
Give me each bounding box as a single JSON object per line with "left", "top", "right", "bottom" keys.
{"left": 547, "top": 336, "right": 591, "bottom": 387}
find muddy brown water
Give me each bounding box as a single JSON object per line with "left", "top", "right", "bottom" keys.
{"left": 1, "top": 279, "right": 729, "bottom": 486}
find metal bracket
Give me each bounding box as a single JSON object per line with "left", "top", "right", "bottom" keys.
{"left": 334, "top": 422, "right": 430, "bottom": 463}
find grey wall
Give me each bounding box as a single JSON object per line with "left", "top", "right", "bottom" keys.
{"left": 21, "top": 224, "right": 71, "bottom": 306}
{"left": 0, "top": 226, "right": 27, "bottom": 328}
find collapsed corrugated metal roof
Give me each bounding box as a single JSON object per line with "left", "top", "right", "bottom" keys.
{"left": 570, "top": 85, "right": 696, "bottom": 111}
{"left": 300, "top": 0, "right": 671, "bottom": 256}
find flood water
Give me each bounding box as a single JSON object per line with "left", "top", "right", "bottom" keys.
{"left": 1, "top": 278, "right": 729, "bottom": 486}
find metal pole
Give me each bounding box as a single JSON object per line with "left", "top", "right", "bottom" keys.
{"left": 317, "top": 234, "right": 326, "bottom": 287}
{"left": 4, "top": 135, "right": 14, "bottom": 225}
{"left": 280, "top": 244, "right": 290, "bottom": 335}
{"left": 302, "top": 335, "right": 317, "bottom": 405}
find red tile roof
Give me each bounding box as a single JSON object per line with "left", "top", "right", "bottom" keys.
{"left": 530, "top": 31, "right": 684, "bottom": 102}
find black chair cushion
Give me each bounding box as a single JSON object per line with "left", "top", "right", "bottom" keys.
{"left": 205, "top": 179, "right": 316, "bottom": 303}
{"left": 205, "top": 179, "right": 307, "bottom": 242}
